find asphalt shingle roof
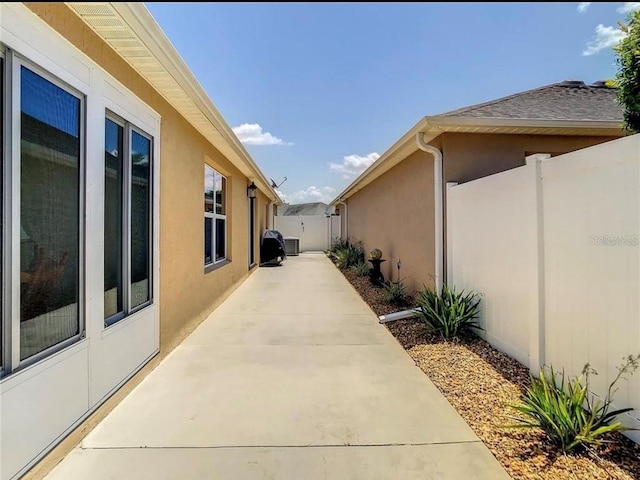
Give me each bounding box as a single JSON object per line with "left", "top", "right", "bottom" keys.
{"left": 436, "top": 81, "right": 623, "bottom": 122}
{"left": 279, "top": 202, "right": 331, "bottom": 216}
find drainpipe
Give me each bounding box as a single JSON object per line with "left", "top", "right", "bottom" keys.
{"left": 379, "top": 308, "right": 422, "bottom": 324}
{"left": 336, "top": 200, "right": 348, "bottom": 239}
{"left": 416, "top": 132, "right": 443, "bottom": 295}
{"left": 376, "top": 135, "right": 443, "bottom": 325}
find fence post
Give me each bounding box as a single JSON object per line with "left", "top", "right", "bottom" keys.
{"left": 445, "top": 182, "right": 458, "bottom": 286}
{"left": 526, "top": 154, "right": 550, "bottom": 373}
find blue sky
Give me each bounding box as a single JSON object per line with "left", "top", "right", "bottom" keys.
{"left": 145, "top": 2, "right": 638, "bottom": 204}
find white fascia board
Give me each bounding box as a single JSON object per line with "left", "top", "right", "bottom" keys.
{"left": 429, "top": 115, "right": 623, "bottom": 131}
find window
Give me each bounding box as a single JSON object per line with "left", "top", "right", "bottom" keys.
{"left": 1, "top": 54, "right": 4, "bottom": 372}
{"left": 204, "top": 165, "right": 226, "bottom": 267}
{"left": 105, "top": 114, "right": 153, "bottom": 325}
{"left": 0, "top": 41, "right": 157, "bottom": 379}
{"left": 1, "top": 49, "right": 85, "bottom": 371}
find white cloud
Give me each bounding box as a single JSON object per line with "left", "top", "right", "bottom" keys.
{"left": 328, "top": 152, "right": 381, "bottom": 179}
{"left": 617, "top": 2, "right": 640, "bottom": 13}
{"left": 577, "top": 2, "right": 591, "bottom": 13}
{"left": 278, "top": 186, "right": 336, "bottom": 204}
{"left": 583, "top": 24, "right": 626, "bottom": 55}
{"left": 231, "top": 123, "right": 292, "bottom": 146}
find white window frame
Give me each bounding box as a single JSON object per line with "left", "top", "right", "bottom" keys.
{"left": 104, "top": 112, "right": 154, "bottom": 327}
{"left": 204, "top": 164, "right": 227, "bottom": 268}
{"left": 1, "top": 47, "right": 86, "bottom": 373}
{"left": 1, "top": 48, "right": 6, "bottom": 378}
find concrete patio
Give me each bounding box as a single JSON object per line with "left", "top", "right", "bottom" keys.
{"left": 45, "top": 254, "right": 510, "bottom": 479}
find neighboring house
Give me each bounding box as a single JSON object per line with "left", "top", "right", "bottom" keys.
{"left": 0, "top": 3, "right": 281, "bottom": 479}
{"left": 331, "top": 80, "right": 625, "bottom": 294}
{"left": 278, "top": 202, "right": 333, "bottom": 216}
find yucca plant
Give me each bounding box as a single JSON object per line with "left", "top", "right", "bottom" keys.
{"left": 415, "top": 284, "right": 481, "bottom": 339}
{"left": 334, "top": 242, "right": 364, "bottom": 269}
{"left": 328, "top": 237, "right": 352, "bottom": 255}
{"left": 382, "top": 279, "right": 408, "bottom": 306}
{"left": 508, "top": 356, "right": 640, "bottom": 452}
{"left": 351, "top": 261, "right": 370, "bottom": 277}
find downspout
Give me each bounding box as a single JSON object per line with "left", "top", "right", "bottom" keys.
{"left": 336, "top": 200, "right": 348, "bottom": 239}
{"left": 416, "top": 132, "right": 444, "bottom": 295}
{"left": 377, "top": 133, "right": 444, "bottom": 324}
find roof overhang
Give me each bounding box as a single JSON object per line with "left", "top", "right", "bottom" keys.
{"left": 330, "top": 116, "right": 624, "bottom": 204}
{"left": 65, "top": 2, "right": 282, "bottom": 204}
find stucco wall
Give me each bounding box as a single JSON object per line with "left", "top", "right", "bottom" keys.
{"left": 347, "top": 149, "right": 436, "bottom": 295}
{"left": 441, "top": 132, "right": 621, "bottom": 184}
{"left": 344, "top": 132, "right": 623, "bottom": 295}
{"left": 254, "top": 190, "right": 270, "bottom": 264}
{"left": 24, "top": 3, "right": 264, "bottom": 354}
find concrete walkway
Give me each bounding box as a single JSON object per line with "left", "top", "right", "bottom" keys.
{"left": 46, "top": 254, "right": 510, "bottom": 479}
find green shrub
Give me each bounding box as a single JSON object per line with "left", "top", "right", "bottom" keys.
{"left": 351, "top": 262, "right": 370, "bottom": 277}
{"left": 328, "top": 237, "right": 352, "bottom": 255}
{"left": 334, "top": 242, "right": 364, "bottom": 269}
{"left": 382, "top": 280, "right": 408, "bottom": 306}
{"left": 327, "top": 239, "right": 364, "bottom": 269}
{"left": 508, "top": 356, "right": 640, "bottom": 452}
{"left": 415, "top": 284, "right": 481, "bottom": 339}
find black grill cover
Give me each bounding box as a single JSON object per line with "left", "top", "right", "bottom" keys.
{"left": 261, "top": 230, "right": 287, "bottom": 264}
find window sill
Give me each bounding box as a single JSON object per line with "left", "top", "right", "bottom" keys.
{"left": 205, "top": 259, "right": 231, "bottom": 274}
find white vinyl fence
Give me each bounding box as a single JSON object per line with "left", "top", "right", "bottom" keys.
{"left": 274, "top": 215, "right": 340, "bottom": 252}
{"left": 447, "top": 135, "right": 640, "bottom": 440}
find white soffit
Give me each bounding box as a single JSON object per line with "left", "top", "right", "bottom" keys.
{"left": 65, "top": 2, "right": 279, "bottom": 201}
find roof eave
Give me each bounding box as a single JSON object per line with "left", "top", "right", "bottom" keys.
{"left": 330, "top": 116, "right": 624, "bottom": 205}
{"left": 330, "top": 117, "right": 435, "bottom": 205}
{"left": 66, "top": 2, "right": 281, "bottom": 203}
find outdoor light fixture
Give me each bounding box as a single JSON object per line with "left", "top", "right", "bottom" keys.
{"left": 247, "top": 181, "right": 258, "bottom": 198}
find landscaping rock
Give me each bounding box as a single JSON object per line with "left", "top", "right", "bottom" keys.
{"left": 331, "top": 256, "right": 640, "bottom": 480}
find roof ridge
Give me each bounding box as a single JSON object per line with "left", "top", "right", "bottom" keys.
{"left": 435, "top": 82, "right": 564, "bottom": 117}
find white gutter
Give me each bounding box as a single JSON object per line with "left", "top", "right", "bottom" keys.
{"left": 336, "top": 200, "right": 348, "bottom": 239}
{"left": 416, "top": 132, "right": 443, "bottom": 294}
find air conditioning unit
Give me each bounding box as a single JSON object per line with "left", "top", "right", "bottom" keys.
{"left": 284, "top": 237, "right": 300, "bottom": 256}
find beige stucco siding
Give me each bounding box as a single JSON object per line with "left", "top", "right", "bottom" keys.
{"left": 441, "top": 132, "right": 621, "bottom": 184}
{"left": 254, "top": 190, "right": 270, "bottom": 263}
{"left": 347, "top": 149, "right": 436, "bottom": 295}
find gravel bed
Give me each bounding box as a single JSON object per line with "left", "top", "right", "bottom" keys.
{"left": 333, "top": 258, "right": 640, "bottom": 480}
